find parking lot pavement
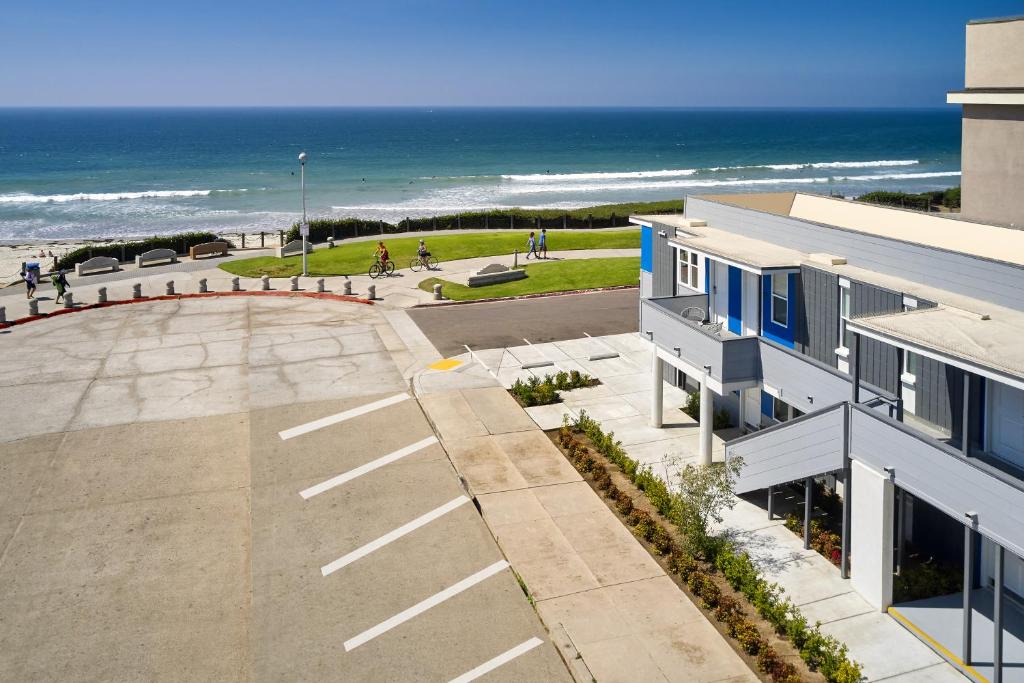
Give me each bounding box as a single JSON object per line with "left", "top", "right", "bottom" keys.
{"left": 407, "top": 288, "right": 639, "bottom": 357}
{"left": 0, "top": 297, "right": 569, "bottom": 682}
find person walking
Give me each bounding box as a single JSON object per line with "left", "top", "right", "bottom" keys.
{"left": 23, "top": 265, "right": 37, "bottom": 299}
{"left": 51, "top": 269, "right": 70, "bottom": 304}
{"left": 539, "top": 228, "right": 548, "bottom": 259}
{"left": 526, "top": 231, "right": 539, "bottom": 259}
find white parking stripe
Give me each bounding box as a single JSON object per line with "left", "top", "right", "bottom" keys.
{"left": 321, "top": 496, "right": 471, "bottom": 576}
{"left": 299, "top": 436, "right": 438, "bottom": 500}
{"left": 343, "top": 560, "right": 510, "bottom": 652}
{"left": 278, "top": 393, "right": 409, "bottom": 440}
{"left": 448, "top": 637, "right": 544, "bottom": 683}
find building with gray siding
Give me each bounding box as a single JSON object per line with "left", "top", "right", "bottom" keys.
{"left": 633, "top": 24, "right": 1024, "bottom": 676}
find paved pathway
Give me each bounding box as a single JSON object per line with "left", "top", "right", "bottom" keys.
{"left": 414, "top": 362, "right": 757, "bottom": 683}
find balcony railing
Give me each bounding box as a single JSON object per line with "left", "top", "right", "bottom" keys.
{"left": 640, "top": 295, "right": 760, "bottom": 385}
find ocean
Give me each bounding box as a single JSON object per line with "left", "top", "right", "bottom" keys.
{"left": 0, "top": 108, "right": 962, "bottom": 241}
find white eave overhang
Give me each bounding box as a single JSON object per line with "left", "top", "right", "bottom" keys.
{"left": 947, "top": 89, "right": 1024, "bottom": 105}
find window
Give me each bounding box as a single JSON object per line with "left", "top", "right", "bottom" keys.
{"left": 839, "top": 284, "right": 852, "bottom": 350}
{"left": 905, "top": 351, "right": 919, "bottom": 379}
{"left": 770, "top": 274, "right": 788, "bottom": 326}
{"left": 677, "top": 248, "right": 700, "bottom": 290}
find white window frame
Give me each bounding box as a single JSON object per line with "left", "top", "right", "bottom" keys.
{"left": 770, "top": 273, "right": 788, "bottom": 326}
{"left": 676, "top": 247, "right": 702, "bottom": 293}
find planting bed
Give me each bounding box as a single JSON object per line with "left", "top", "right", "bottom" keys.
{"left": 546, "top": 412, "right": 863, "bottom": 683}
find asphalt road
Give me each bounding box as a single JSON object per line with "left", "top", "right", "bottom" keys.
{"left": 407, "top": 288, "right": 639, "bottom": 357}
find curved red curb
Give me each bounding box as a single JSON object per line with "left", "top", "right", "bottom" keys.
{"left": 412, "top": 284, "right": 639, "bottom": 308}
{"left": 0, "top": 290, "right": 374, "bottom": 330}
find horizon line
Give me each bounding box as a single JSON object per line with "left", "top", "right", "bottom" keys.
{"left": 0, "top": 104, "right": 955, "bottom": 111}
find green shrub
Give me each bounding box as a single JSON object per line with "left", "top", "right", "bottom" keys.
{"left": 732, "top": 618, "right": 763, "bottom": 654}
{"left": 509, "top": 371, "right": 593, "bottom": 407}
{"left": 55, "top": 231, "right": 230, "bottom": 270}
{"left": 569, "top": 410, "right": 863, "bottom": 683}
{"left": 651, "top": 524, "right": 674, "bottom": 555}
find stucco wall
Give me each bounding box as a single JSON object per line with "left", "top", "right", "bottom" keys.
{"left": 961, "top": 104, "right": 1024, "bottom": 227}
{"left": 850, "top": 460, "right": 894, "bottom": 611}
{"left": 965, "top": 19, "right": 1024, "bottom": 88}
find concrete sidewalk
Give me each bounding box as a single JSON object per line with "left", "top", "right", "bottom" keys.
{"left": 415, "top": 361, "right": 757, "bottom": 683}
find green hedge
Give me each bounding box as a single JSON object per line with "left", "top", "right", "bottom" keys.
{"left": 568, "top": 410, "right": 863, "bottom": 683}
{"left": 56, "top": 232, "right": 233, "bottom": 271}
{"left": 856, "top": 186, "right": 960, "bottom": 211}
{"left": 285, "top": 199, "right": 684, "bottom": 243}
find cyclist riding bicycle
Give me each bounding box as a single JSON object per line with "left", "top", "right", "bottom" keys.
{"left": 417, "top": 239, "right": 431, "bottom": 266}
{"left": 376, "top": 241, "right": 390, "bottom": 266}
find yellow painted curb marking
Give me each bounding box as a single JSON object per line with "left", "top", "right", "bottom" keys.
{"left": 888, "top": 606, "right": 989, "bottom": 683}
{"left": 429, "top": 359, "right": 463, "bottom": 371}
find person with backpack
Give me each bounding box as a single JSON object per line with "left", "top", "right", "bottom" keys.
{"left": 51, "top": 269, "right": 70, "bottom": 304}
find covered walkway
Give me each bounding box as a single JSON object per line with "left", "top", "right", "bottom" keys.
{"left": 892, "top": 589, "right": 1024, "bottom": 683}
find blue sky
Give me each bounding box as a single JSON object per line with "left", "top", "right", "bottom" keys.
{"left": 3, "top": 0, "right": 1022, "bottom": 107}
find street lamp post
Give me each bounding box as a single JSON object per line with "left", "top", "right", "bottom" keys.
{"left": 299, "top": 151, "right": 308, "bottom": 277}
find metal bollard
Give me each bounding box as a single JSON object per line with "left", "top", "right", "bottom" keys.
{"left": 28, "top": 298, "right": 39, "bottom": 316}
{"left": 367, "top": 284, "right": 376, "bottom": 300}
{"left": 231, "top": 277, "right": 240, "bottom": 292}
{"left": 199, "top": 278, "right": 208, "bottom": 293}
{"left": 316, "top": 278, "right": 325, "bottom": 293}
{"left": 261, "top": 275, "right": 270, "bottom": 291}
{"left": 98, "top": 287, "right": 107, "bottom": 303}
{"left": 327, "top": 237, "right": 335, "bottom": 249}
{"left": 343, "top": 280, "right": 352, "bottom": 295}
{"left": 166, "top": 281, "right": 175, "bottom": 296}
{"left": 514, "top": 249, "right": 519, "bottom": 269}
{"left": 0, "top": 306, "right": 5, "bottom": 323}
{"left": 132, "top": 283, "right": 142, "bottom": 299}
{"left": 433, "top": 283, "right": 442, "bottom": 300}
{"left": 290, "top": 276, "right": 299, "bottom": 292}
{"left": 64, "top": 292, "right": 74, "bottom": 309}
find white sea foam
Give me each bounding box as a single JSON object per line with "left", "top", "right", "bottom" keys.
{"left": 503, "top": 176, "right": 832, "bottom": 194}
{"left": 835, "top": 171, "right": 961, "bottom": 181}
{"left": 455, "top": 159, "right": 921, "bottom": 183}
{"left": 0, "top": 189, "right": 246, "bottom": 204}
{"left": 501, "top": 169, "right": 699, "bottom": 182}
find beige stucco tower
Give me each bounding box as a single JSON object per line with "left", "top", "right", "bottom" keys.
{"left": 947, "top": 16, "right": 1024, "bottom": 228}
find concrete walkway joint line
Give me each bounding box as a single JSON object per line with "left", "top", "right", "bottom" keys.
{"left": 343, "top": 559, "right": 510, "bottom": 652}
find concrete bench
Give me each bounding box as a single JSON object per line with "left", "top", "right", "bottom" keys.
{"left": 467, "top": 263, "right": 527, "bottom": 287}
{"left": 134, "top": 248, "right": 178, "bottom": 268}
{"left": 275, "top": 239, "right": 313, "bottom": 258}
{"left": 189, "top": 241, "right": 229, "bottom": 260}
{"left": 75, "top": 256, "right": 120, "bottom": 277}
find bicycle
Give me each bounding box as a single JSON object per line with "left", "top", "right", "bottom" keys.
{"left": 409, "top": 253, "right": 439, "bottom": 272}
{"left": 369, "top": 255, "right": 395, "bottom": 278}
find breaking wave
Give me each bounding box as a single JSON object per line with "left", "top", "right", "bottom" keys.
{"left": 0, "top": 189, "right": 247, "bottom": 204}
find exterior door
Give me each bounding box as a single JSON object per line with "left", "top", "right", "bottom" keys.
{"left": 712, "top": 262, "right": 729, "bottom": 326}
{"left": 981, "top": 537, "right": 1024, "bottom": 601}
{"left": 990, "top": 382, "right": 1024, "bottom": 469}
{"left": 742, "top": 271, "right": 759, "bottom": 336}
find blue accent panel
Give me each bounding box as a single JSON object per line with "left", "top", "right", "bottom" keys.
{"left": 704, "top": 257, "right": 710, "bottom": 293}
{"left": 761, "top": 392, "right": 774, "bottom": 417}
{"left": 728, "top": 266, "right": 742, "bottom": 335}
{"left": 761, "top": 273, "right": 796, "bottom": 349}
{"left": 640, "top": 225, "right": 652, "bottom": 273}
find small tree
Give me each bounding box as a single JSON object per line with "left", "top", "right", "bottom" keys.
{"left": 673, "top": 456, "right": 744, "bottom": 558}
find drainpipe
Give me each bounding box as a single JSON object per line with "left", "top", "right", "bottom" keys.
{"left": 962, "top": 514, "right": 977, "bottom": 666}
{"left": 840, "top": 403, "right": 852, "bottom": 580}
{"left": 994, "top": 543, "right": 1004, "bottom": 683}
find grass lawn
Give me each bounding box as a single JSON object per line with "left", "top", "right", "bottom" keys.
{"left": 417, "top": 257, "right": 639, "bottom": 301}
{"left": 219, "top": 229, "right": 638, "bottom": 278}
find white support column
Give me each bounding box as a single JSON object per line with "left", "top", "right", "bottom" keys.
{"left": 698, "top": 378, "right": 713, "bottom": 466}
{"left": 650, "top": 352, "right": 664, "bottom": 428}
{"left": 850, "top": 460, "right": 894, "bottom": 611}
{"left": 737, "top": 389, "right": 747, "bottom": 432}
